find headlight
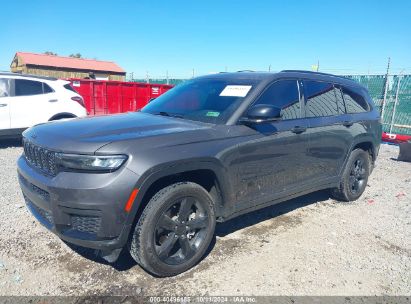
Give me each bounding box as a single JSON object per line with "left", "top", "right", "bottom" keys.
{"left": 56, "top": 153, "right": 127, "bottom": 172}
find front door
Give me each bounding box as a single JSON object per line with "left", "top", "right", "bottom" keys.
{"left": 233, "top": 79, "right": 310, "bottom": 211}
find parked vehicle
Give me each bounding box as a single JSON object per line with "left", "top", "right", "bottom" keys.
{"left": 0, "top": 72, "right": 87, "bottom": 138}
{"left": 17, "top": 71, "right": 381, "bottom": 277}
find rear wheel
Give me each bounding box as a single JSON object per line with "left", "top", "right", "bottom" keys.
{"left": 129, "top": 182, "right": 216, "bottom": 277}
{"left": 331, "top": 148, "right": 370, "bottom": 202}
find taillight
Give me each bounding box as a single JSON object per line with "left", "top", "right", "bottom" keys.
{"left": 71, "top": 96, "right": 85, "bottom": 108}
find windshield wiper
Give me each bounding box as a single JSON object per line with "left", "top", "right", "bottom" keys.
{"left": 155, "top": 111, "right": 183, "bottom": 118}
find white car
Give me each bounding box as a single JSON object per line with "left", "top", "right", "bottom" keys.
{"left": 0, "top": 72, "right": 87, "bottom": 138}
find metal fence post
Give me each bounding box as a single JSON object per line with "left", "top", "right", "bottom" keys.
{"left": 381, "top": 57, "right": 391, "bottom": 120}
{"left": 389, "top": 74, "right": 402, "bottom": 133}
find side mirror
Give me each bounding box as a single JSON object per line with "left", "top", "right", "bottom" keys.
{"left": 239, "top": 104, "right": 282, "bottom": 124}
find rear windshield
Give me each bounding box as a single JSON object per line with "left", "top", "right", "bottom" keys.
{"left": 141, "top": 78, "right": 259, "bottom": 124}
{"left": 64, "top": 84, "right": 78, "bottom": 93}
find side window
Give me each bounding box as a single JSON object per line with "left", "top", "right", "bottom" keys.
{"left": 42, "top": 83, "right": 54, "bottom": 94}
{"left": 253, "top": 80, "right": 301, "bottom": 120}
{"left": 0, "top": 78, "right": 11, "bottom": 97}
{"left": 14, "top": 79, "right": 43, "bottom": 96}
{"left": 334, "top": 86, "right": 346, "bottom": 114}
{"left": 304, "top": 81, "right": 338, "bottom": 117}
{"left": 342, "top": 86, "right": 369, "bottom": 113}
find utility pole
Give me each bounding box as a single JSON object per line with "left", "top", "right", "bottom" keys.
{"left": 192, "top": 68, "right": 195, "bottom": 78}
{"left": 145, "top": 71, "right": 149, "bottom": 83}
{"left": 381, "top": 57, "right": 391, "bottom": 120}
{"left": 317, "top": 60, "right": 320, "bottom": 72}
{"left": 268, "top": 64, "right": 271, "bottom": 72}
{"left": 166, "top": 70, "right": 169, "bottom": 85}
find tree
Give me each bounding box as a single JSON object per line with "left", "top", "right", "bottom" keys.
{"left": 69, "top": 53, "right": 82, "bottom": 58}
{"left": 44, "top": 51, "right": 57, "bottom": 56}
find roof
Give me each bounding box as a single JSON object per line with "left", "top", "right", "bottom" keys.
{"left": 199, "top": 70, "right": 361, "bottom": 88}
{"left": 14, "top": 52, "right": 125, "bottom": 74}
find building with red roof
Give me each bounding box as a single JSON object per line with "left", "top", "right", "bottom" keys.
{"left": 11, "top": 52, "right": 126, "bottom": 81}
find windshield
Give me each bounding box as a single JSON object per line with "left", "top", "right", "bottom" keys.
{"left": 141, "top": 78, "right": 259, "bottom": 124}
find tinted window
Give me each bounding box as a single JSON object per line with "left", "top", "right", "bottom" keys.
{"left": 253, "top": 80, "right": 301, "bottom": 120}
{"left": 43, "top": 83, "right": 54, "bottom": 93}
{"left": 15, "top": 79, "right": 43, "bottom": 96}
{"left": 342, "top": 86, "right": 369, "bottom": 113}
{"left": 142, "top": 79, "right": 260, "bottom": 124}
{"left": 64, "top": 84, "right": 77, "bottom": 93}
{"left": 304, "top": 81, "right": 338, "bottom": 117}
{"left": 0, "top": 78, "right": 11, "bottom": 97}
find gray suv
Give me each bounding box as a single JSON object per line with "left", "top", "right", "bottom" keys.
{"left": 17, "top": 71, "right": 382, "bottom": 277}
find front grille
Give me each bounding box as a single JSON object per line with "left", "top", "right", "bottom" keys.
{"left": 71, "top": 216, "right": 101, "bottom": 234}
{"left": 23, "top": 139, "right": 58, "bottom": 176}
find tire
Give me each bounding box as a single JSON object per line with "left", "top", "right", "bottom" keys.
{"left": 129, "top": 182, "right": 216, "bottom": 277}
{"left": 331, "top": 148, "right": 371, "bottom": 202}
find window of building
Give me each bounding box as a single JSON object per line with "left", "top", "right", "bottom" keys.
{"left": 253, "top": 80, "right": 301, "bottom": 120}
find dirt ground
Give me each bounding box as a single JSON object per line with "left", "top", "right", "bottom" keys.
{"left": 0, "top": 142, "right": 410, "bottom": 296}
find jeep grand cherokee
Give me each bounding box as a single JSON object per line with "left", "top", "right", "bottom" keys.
{"left": 17, "top": 71, "right": 381, "bottom": 277}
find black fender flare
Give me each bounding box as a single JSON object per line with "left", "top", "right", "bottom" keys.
{"left": 127, "top": 159, "right": 234, "bottom": 224}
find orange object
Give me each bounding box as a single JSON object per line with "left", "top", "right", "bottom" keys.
{"left": 124, "top": 189, "right": 139, "bottom": 212}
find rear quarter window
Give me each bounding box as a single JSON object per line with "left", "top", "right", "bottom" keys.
{"left": 342, "top": 86, "right": 370, "bottom": 113}
{"left": 64, "top": 84, "right": 78, "bottom": 93}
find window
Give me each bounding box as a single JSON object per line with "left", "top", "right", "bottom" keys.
{"left": 64, "top": 84, "right": 78, "bottom": 93}
{"left": 0, "top": 78, "right": 11, "bottom": 97}
{"left": 43, "top": 83, "right": 54, "bottom": 93}
{"left": 15, "top": 79, "right": 43, "bottom": 96}
{"left": 142, "top": 78, "right": 260, "bottom": 124}
{"left": 253, "top": 80, "right": 301, "bottom": 120}
{"left": 342, "top": 86, "right": 369, "bottom": 113}
{"left": 304, "top": 81, "right": 339, "bottom": 117}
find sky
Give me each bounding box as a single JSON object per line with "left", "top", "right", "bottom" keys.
{"left": 1, "top": 0, "right": 410, "bottom": 78}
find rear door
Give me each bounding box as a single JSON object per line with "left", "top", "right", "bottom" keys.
{"left": 0, "top": 78, "right": 11, "bottom": 130}
{"left": 303, "top": 80, "right": 351, "bottom": 182}
{"left": 9, "top": 79, "right": 54, "bottom": 128}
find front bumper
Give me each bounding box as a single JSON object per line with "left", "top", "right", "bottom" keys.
{"left": 17, "top": 155, "right": 140, "bottom": 259}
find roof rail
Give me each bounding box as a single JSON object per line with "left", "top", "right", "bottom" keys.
{"left": 280, "top": 70, "right": 341, "bottom": 77}
{"left": 0, "top": 72, "right": 58, "bottom": 81}
{"left": 236, "top": 70, "right": 255, "bottom": 73}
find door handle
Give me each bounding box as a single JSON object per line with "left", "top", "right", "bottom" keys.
{"left": 343, "top": 121, "right": 354, "bottom": 127}
{"left": 0, "top": 104, "right": 7, "bottom": 107}
{"left": 291, "top": 126, "right": 307, "bottom": 134}
{"left": 48, "top": 99, "right": 58, "bottom": 103}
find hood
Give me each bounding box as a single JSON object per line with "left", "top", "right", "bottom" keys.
{"left": 23, "top": 112, "right": 213, "bottom": 153}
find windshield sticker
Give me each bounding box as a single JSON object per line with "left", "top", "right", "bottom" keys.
{"left": 219, "top": 85, "right": 252, "bottom": 97}
{"left": 206, "top": 111, "right": 220, "bottom": 117}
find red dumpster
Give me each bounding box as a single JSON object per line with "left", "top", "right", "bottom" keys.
{"left": 68, "top": 79, "right": 173, "bottom": 116}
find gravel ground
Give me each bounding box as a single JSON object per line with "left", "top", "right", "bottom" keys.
{"left": 0, "top": 141, "right": 410, "bottom": 296}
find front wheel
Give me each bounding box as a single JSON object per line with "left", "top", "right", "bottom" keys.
{"left": 331, "top": 148, "right": 371, "bottom": 202}
{"left": 129, "top": 182, "right": 216, "bottom": 277}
